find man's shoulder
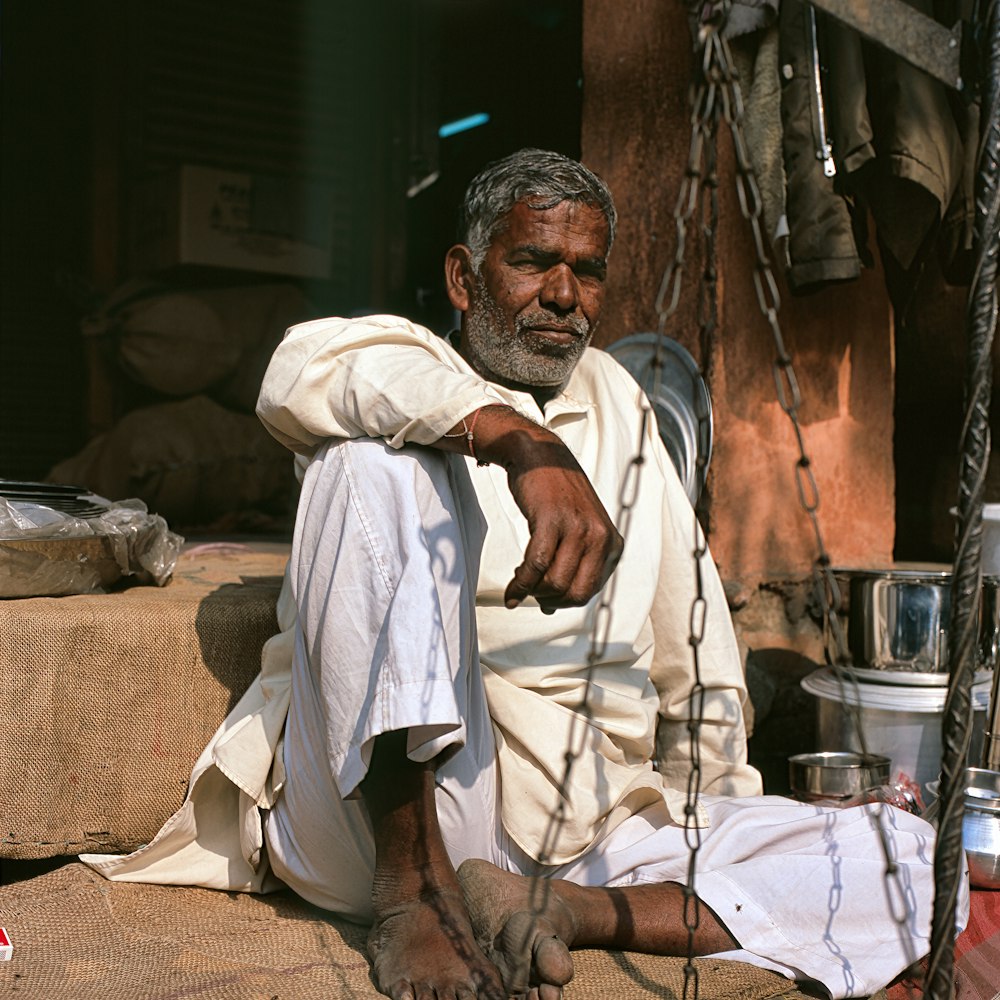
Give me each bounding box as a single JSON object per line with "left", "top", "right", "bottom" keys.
{"left": 286, "top": 313, "right": 443, "bottom": 344}
{"left": 281, "top": 314, "right": 466, "bottom": 369}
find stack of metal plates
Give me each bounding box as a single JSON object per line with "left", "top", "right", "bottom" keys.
{"left": 0, "top": 480, "right": 107, "bottom": 520}
{"left": 606, "top": 333, "right": 714, "bottom": 506}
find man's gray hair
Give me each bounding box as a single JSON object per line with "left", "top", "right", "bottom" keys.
{"left": 460, "top": 148, "right": 617, "bottom": 271}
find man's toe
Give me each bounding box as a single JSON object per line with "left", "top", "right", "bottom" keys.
{"left": 531, "top": 933, "right": 573, "bottom": 988}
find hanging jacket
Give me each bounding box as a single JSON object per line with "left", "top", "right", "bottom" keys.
{"left": 776, "top": 0, "right": 978, "bottom": 293}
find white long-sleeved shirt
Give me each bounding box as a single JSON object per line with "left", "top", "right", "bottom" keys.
{"left": 83, "top": 314, "right": 761, "bottom": 885}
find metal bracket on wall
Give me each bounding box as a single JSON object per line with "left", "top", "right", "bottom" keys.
{"left": 809, "top": 0, "right": 966, "bottom": 92}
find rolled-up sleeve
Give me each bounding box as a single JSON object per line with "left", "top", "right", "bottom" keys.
{"left": 256, "top": 314, "right": 518, "bottom": 455}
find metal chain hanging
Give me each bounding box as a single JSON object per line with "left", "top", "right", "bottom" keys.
{"left": 528, "top": 12, "right": 722, "bottom": 987}
{"left": 524, "top": 369, "right": 656, "bottom": 968}
{"left": 651, "top": 9, "right": 727, "bottom": 995}
{"left": 661, "top": 0, "right": 924, "bottom": 990}
{"left": 532, "top": 403, "right": 653, "bottom": 867}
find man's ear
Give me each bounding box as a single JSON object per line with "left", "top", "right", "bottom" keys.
{"left": 444, "top": 244, "right": 475, "bottom": 312}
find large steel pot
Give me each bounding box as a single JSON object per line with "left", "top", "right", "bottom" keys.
{"left": 802, "top": 667, "right": 990, "bottom": 796}
{"left": 830, "top": 567, "right": 1000, "bottom": 680}
{"left": 963, "top": 767, "right": 1000, "bottom": 889}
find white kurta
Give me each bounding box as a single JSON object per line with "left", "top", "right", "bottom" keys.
{"left": 83, "top": 313, "right": 758, "bottom": 883}
{"left": 81, "top": 315, "right": 963, "bottom": 998}
{"left": 256, "top": 315, "right": 761, "bottom": 863}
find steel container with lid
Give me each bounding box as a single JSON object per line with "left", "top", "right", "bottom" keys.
{"left": 963, "top": 767, "right": 1000, "bottom": 888}
{"left": 801, "top": 668, "right": 990, "bottom": 797}
{"left": 827, "top": 565, "right": 1000, "bottom": 682}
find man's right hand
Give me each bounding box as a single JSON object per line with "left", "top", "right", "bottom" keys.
{"left": 438, "top": 405, "right": 624, "bottom": 614}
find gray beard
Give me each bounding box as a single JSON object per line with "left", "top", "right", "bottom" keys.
{"left": 464, "top": 285, "right": 591, "bottom": 390}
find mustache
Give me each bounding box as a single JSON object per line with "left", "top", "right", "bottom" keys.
{"left": 515, "top": 310, "right": 591, "bottom": 337}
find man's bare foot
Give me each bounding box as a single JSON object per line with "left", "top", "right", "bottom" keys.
{"left": 457, "top": 859, "right": 576, "bottom": 1000}
{"left": 367, "top": 886, "right": 506, "bottom": 1000}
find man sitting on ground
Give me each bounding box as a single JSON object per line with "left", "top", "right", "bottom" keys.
{"left": 86, "top": 149, "right": 965, "bottom": 1000}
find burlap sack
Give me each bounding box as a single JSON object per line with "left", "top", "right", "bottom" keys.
{"left": 113, "top": 283, "right": 313, "bottom": 411}
{"left": 48, "top": 395, "right": 295, "bottom": 528}
{"left": 0, "top": 543, "right": 287, "bottom": 860}
{"left": 0, "top": 862, "right": 819, "bottom": 1000}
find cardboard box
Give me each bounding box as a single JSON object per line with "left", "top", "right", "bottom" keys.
{"left": 132, "top": 165, "right": 334, "bottom": 279}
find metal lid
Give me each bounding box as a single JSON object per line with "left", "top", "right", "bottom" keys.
{"left": 801, "top": 667, "right": 992, "bottom": 712}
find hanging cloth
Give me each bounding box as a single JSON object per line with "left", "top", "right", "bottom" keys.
{"left": 822, "top": 0, "right": 973, "bottom": 272}
{"left": 768, "top": 0, "right": 979, "bottom": 294}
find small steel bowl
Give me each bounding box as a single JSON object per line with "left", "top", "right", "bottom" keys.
{"left": 789, "top": 751, "right": 892, "bottom": 802}
{"left": 963, "top": 767, "right": 1000, "bottom": 889}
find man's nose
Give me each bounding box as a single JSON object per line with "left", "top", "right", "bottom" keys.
{"left": 539, "top": 264, "right": 578, "bottom": 312}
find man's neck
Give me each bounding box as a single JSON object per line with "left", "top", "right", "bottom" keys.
{"left": 449, "top": 330, "right": 565, "bottom": 413}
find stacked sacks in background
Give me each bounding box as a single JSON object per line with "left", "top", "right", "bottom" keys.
{"left": 51, "top": 282, "right": 315, "bottom": 531}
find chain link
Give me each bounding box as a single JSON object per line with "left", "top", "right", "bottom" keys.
{"left": 534, "top": 408, "right": 652, "bottom": 870}
{"left": 528, "top": 2, "right": 916, "bottom": 989}
{"left": 651, "top": 6, "right": 736, "bottom": 994}
{"left": 525, "top": 417, "right": 652, "bottom": 934}
{"left": 705, "top": 11, "right": 920, "bottom": 975}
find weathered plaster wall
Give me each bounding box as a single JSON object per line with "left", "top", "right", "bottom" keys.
{"left": 580, "top": 0, "right": 895, "bottom": 591}
{"left": 580, "top": 1, "right": 898, "bottom": 785}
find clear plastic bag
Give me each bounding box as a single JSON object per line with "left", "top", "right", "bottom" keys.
{"left": 0, "top": 495, "right": 183, "bottom": 597}
{"left": 841, "top": 775, "right": 926, "bottom": 815}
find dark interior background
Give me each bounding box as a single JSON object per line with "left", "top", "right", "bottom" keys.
{"left": 0, "top": 0, "right": 582, "bottom": 495}
{"left": 0, "top": 0, "right": 987, "bottom": 559}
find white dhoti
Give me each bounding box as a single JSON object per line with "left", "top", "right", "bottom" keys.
{"left": 264, "top": 438, "right": 968, "bottom": 1000}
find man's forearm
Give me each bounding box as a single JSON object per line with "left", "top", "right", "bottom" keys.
{"left": 435, "top": 404, "right": 624, "bottom": 612}
{"left": 256, "top": 318, "right": 512, "bottom": 454}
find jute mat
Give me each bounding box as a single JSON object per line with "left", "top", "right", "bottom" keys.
{"left": 0, "top": 542, "right": 287, "bottom": 860}
{"left": 0, "top": 863, "right": 819, "bottom": 1000}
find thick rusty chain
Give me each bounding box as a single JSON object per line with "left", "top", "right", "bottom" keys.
{"left": 650, "top": 13, "right": 724, "bottom": 997}
{"left": 927, "top": 2, "right": 1000, "bottom": 997}
{"left": 697, "top": 6, "right": 920, "bottom": 980}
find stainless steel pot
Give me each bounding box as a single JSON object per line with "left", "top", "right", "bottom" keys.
{"left": 804, "top": 667, "right": 990, "bottom": 796}
{"left": 830, "top": 567, "right": 1000, "bottom": 678}
{"left": 962, "top": 767, "right": 1000, "bottom": 889}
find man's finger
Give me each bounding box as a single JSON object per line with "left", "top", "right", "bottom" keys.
{"left": 532, "top": 535, "right": 586, "bottom": 603}
{"left": 548, "top": 550, "right": 610, "bottom": 610}
{"left": 504, "top": 537, "right": 558, "bottom": 608}
{"left": 533, "top": 524, "right": 621, "bottom": 612}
